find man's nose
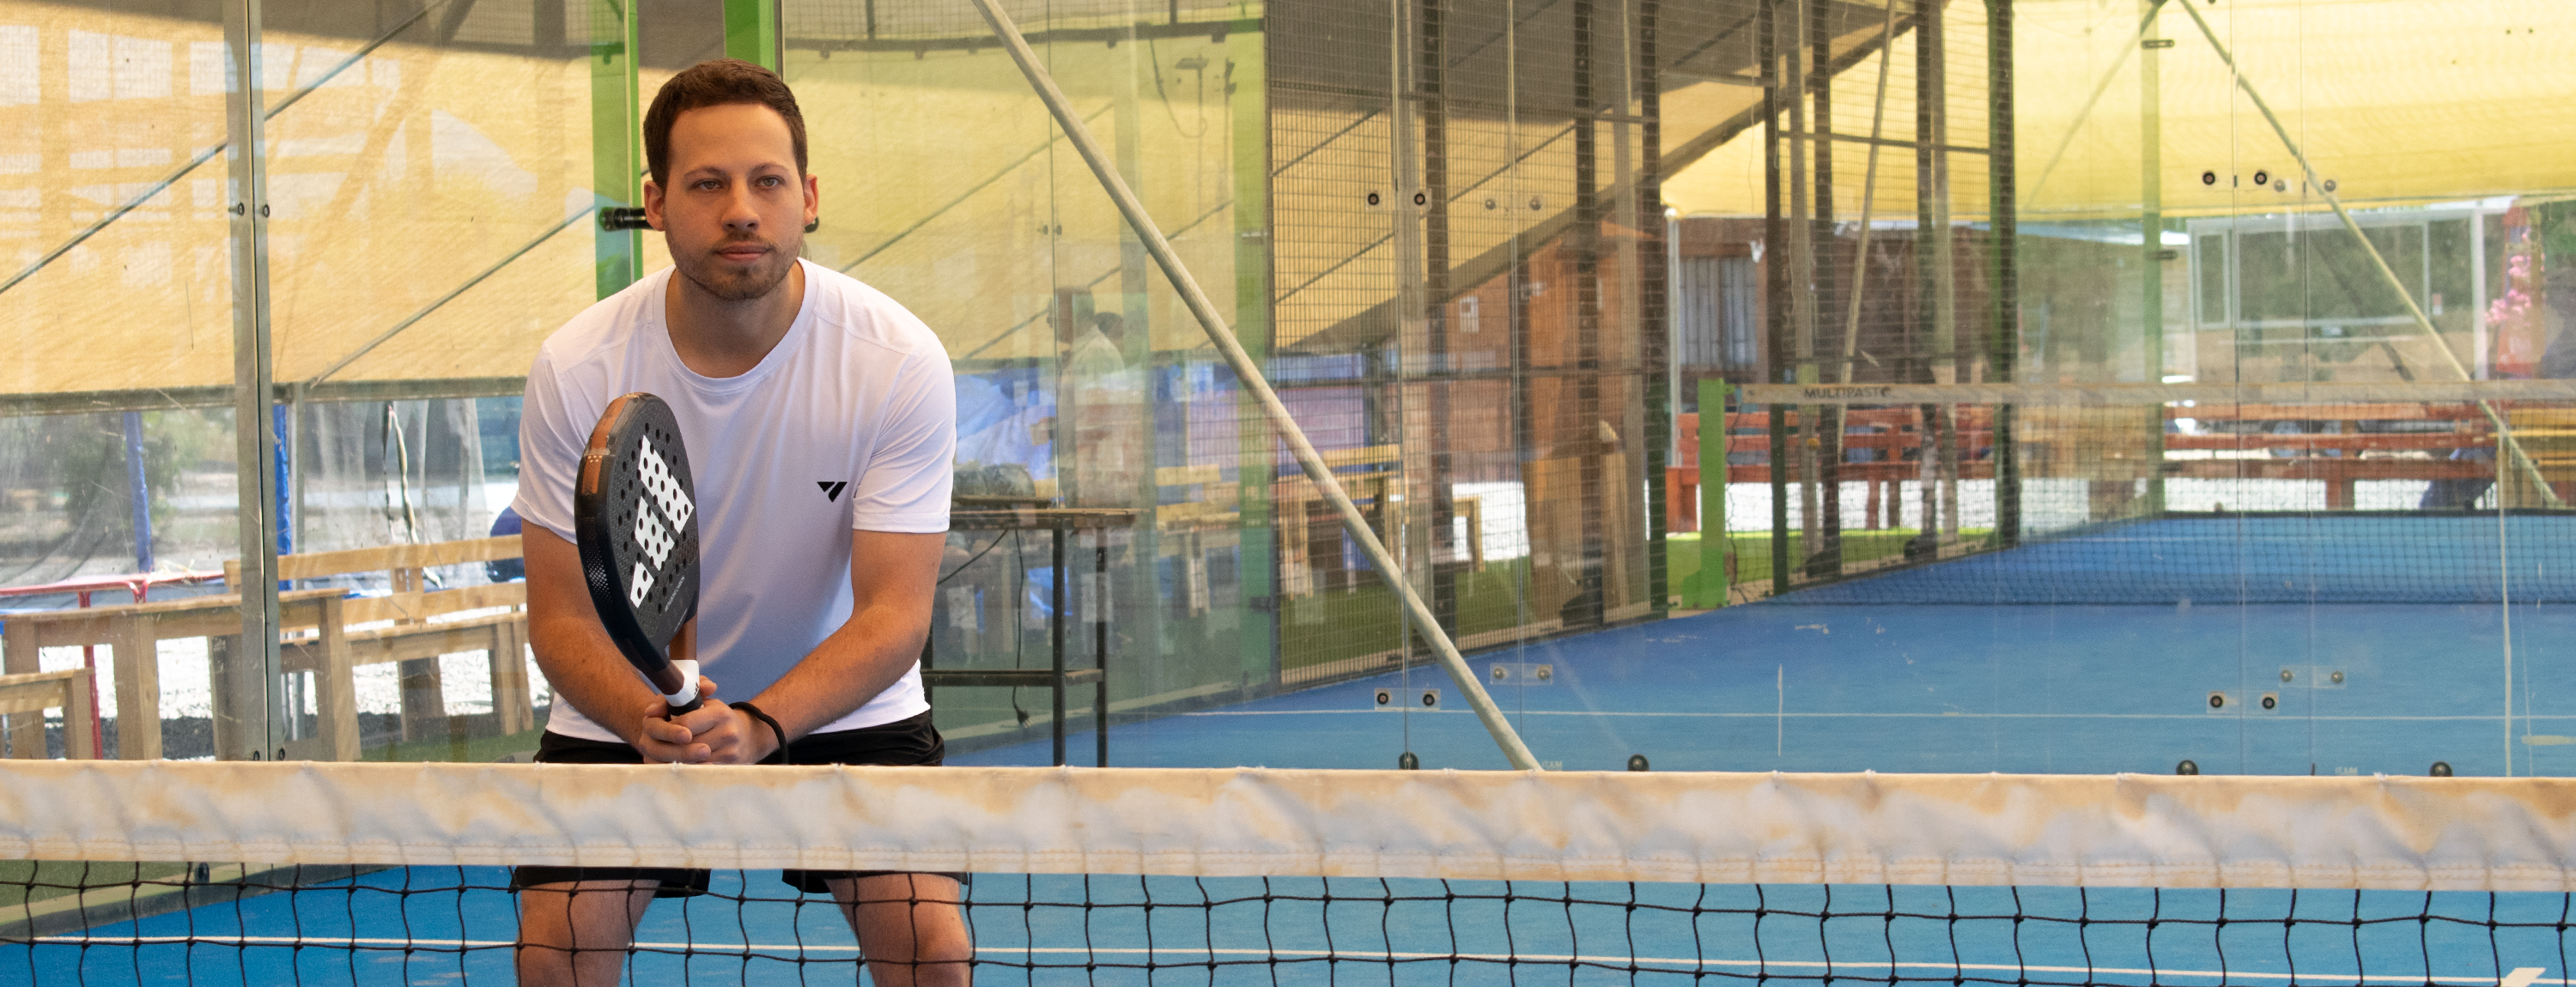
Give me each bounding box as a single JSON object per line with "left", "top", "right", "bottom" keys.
{"left": 721, "top": 185, "right": 760, "bottom": 230}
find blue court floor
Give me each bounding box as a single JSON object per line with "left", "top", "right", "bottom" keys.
{"left": 964, "top": 597, "right": 2575, "bottom": 779}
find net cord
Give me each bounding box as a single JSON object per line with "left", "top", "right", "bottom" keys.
{"left": 2169, "top": 0, "right": 2563, "bottom": 509}
{"left": 963, "top": 0, "right": 1544, "bottom": 771}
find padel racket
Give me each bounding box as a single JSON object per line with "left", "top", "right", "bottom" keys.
{"left": 574, "top": 392, "right": 704, "bottom": 715}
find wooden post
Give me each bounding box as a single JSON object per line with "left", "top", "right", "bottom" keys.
{"left": 316, "top": 596, "right": 357, "bottom": 760}
{"left": 0, "top": 670, "right": 93, "bottom": 759}
{"left": 2, "top": 618, "right": 38, "bottom": 757}
{"left": 110, "top": 614, "right": 159, "bottom": 760}
{"left": 489, "top": 617, "right": 534, "bottom": 736}
{"left": 63, "top": 668, "right": 96, "bottom": 760}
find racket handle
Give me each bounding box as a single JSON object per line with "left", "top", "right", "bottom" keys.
{"left": 660, "top": 658, "right": 702, "bottom": 716}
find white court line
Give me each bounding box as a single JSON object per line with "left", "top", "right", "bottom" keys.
{"left": 1186, "top": 710, "right": 2576, "bottom": 722}
{"left": 25, "top": 936, "right": 2560, "bottom": 984}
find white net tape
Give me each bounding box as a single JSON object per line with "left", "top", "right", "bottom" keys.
{"left": 2, "top": 762, "right": 2572, "bottom": 891}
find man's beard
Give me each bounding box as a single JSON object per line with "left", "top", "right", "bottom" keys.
{"left": 676, "top": 234, "right": 797, "bottom": 302}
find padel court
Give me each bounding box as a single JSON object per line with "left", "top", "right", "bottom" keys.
{"left": 21, "top": 513, "right": 2576, "bottom": 984}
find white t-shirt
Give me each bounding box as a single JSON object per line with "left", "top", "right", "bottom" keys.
{"left": 513, "top": 259, "right": 955, "bottom": 742}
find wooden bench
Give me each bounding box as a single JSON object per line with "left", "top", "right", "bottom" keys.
{"left": 0, "top": 536, "right": 534, "bottom": 762}
{"left": 3, "top": 589, "right": 341, "bottom": 760}
{"left": 226, "top": 536, "right": 533, "bottom": 759}
{"left": 0, "top": 668, "right": 97, "bottom": 759}
{"left": 1679, "top": 400, "right": 2574, "bottom": 522}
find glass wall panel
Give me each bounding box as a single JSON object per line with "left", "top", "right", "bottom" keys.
{"left": 240, "top": 0, "right": 683, "bottom": 763}
{"left": 1649, "top": 0, "right": 2576, "bottom": 780}
{"left": 0, "top": 1, "right": 240, "bottom": 764}
{"left": 786, "top": 0, "right": 1267, "bottom": 760}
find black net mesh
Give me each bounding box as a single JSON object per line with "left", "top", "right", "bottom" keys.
{"left": 7, "top": 861, "right": 2574, "bottom": 984}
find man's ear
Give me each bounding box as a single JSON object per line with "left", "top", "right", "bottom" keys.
{"left": 641, "top": 179, "right": 667, "bottom": 232}
{"left": 801, "top": 172, "right": 819, "bottom": 229}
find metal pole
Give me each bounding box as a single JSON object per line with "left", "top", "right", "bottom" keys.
{"left": 1989, "top": 0, "right": 2020, "bottom": 546}
{"left": 1837, "top": 1, "right": 1898, "bottom": 386}
{"left": 2139, "top": 0, "right": 2164, "bottom": 515}
{"left": 968, "top": 0, "right": 1543, "bottom": 770}
{"left": 224, "top": 0, "right": 283, "bottom": 763}
{"left": 122, "top": 412, "right": 154, "bottom": 574}
{"left": 1095, "top": 533, "right": 1109, "bottom": 768}
{"left": 1785, "top": 0, "right": 1818, "bottom": 566}
{"left": 1050, "top": 526, "right": 1066, "bottom": 766}
{"left": 1925, "top": 1, "right": 1959, "bottom": 545}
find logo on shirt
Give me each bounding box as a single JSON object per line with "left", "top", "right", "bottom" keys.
{"left": 817, "top": 480, "right": 850, "bottom": 502}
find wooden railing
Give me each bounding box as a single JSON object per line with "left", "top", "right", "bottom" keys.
{"left": 0, "top": 536, "right": 532, "bottom": 761}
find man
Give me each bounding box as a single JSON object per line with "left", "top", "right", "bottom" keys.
{"left": 507, "top": 59, "right": 966, "bottom": 986}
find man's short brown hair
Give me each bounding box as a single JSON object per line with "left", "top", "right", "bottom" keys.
{"left": 643, "top": 59, "right": 807, "bottom": 188}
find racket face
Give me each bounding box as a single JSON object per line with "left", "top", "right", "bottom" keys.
{"left": 574, "top": 393, "right": 701, "bottom": 687}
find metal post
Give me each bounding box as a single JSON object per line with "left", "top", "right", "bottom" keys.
{"left": 223, "top": 0, "right": 283, "bottom": 763}
{"left": 722, "top": 0, "right": 782, "bottom": 70}
{"left": 1990, "top": 0, "right": 2020, "bottom": 544}
{"left": 1785, "top": 0, "right": 1818, "bottom": 568}
{"left": 1050, "top": 526, "right": 1066, "bottom": 766}
{"left": 1421, "top": 0, "right": 1461, "bottom": 638}
{"left": 1095, "top": 533, "right": 1109, "bottom": 767}
{"left": 1640, "top": 0, "right": 1671, "bottom": 615}
{"left": 1698, "top": 379, "right": 1731, "bottom": 608}
{"left": 968, "top": 0, "right": 1543, "bottom": 770}
{"left": 592, "top": 0, "right": 641, "bottom": 299}
{"left": 2138, "top": 0, "right": 2163, "bottom": 517}
{"left": 1807, "top": 0, "right": 1840, "bottom": 578}
{"left": 1573, "top": 0, "right": 1607, "bottom": 625}
{"left": 122, "top": 413, "right": 153, "bottom": 574}
{"left": 1761, "top": 0, "right": 1790, "bottom": 598}
{"left": 1225, "top": 26, "right": 1280, "bottom": 693}
{"left": 1924, "top": 2, "right": 1959, "bottom": 545}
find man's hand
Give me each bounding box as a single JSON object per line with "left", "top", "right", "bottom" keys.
{"left": 634, "top": 677, "right": 782, "bottom": 765}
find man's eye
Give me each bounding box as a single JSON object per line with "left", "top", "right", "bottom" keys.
{"left": 757, "top": 176, "right": 782, "bottom": 188}
{"left": 696, "top": 180, "right": 722, "bottom": 191}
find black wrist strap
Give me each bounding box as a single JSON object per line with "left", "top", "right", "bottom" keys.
{"left": 731, "top": 701, "right": 789, "bottom": 765}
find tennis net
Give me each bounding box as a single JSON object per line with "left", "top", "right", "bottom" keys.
{"left": 1713, "top": 380, "right": 2576, "bottom": 604}
{"left": 5, "top": 761, "right": 2575, "bottom": 984}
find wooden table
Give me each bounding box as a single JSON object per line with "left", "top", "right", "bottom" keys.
{"left": 931, "top": 502, "right": 1139, "bottom": 766}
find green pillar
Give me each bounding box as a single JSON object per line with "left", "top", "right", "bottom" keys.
{"left": 1689, "top": 378, "right": 1732, "bottom": 608}
{"left": 723, "top": 0, "right": 781, "bottom": 70}
{"left": 592, "top": 0, "right": 641, "bottom": 300}
{"left": 1228, "top": 29, "right": 1279, "bottom": 687}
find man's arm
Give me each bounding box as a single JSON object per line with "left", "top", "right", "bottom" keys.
{"left": 523, "top": 524, "right": 720, "bottom": 760}
{"left": 666, "top": 528, "right": 943, "bottom": 764}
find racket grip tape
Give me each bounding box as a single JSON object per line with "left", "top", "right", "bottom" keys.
{"left": 662, "top": 658, "right": 703, "bottom": 716}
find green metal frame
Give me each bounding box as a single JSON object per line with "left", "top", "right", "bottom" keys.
{"left": 592, "top": 0, "right": 641, "bottom": 300}
{"left": 725, "top": 0, "right": 782, "bottom": 70}
{"left": 1690, "top": 378, "right": 1731, "bottom": 609}
{"left": 1229, "top": 27, "right": 1279, "bottom": 687}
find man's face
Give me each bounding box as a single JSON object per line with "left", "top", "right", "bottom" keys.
{"left": 644, "top": 102, "right": 817, "bottom": 302}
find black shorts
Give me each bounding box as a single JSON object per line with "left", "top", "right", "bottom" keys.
{"left": 509, "top": 710, "right": 951, "bottom": 899}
